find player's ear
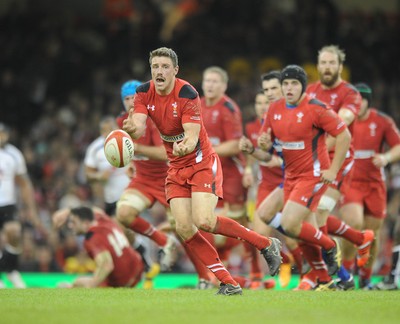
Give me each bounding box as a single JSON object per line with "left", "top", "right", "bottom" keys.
{"left": 174, "top": 65, "right": 179, "bottom": 76}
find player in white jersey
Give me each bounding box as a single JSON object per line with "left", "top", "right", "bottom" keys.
{"left": 0, "top": 122, "right": 40, "bottom": 288}
{"left": 84, "top": 116, "right": 130, "bottom": 216}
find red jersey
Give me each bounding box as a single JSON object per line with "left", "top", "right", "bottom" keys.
{"left": 352, "top": 109, "right": 400, "bottom": 182}
{"left": 134, "top": 79, "right": 214, "bottom": 168}
{"left": 306, "top": 80, "right": 361, "bottom": 120}
{"left": 117, "top": 112, "right": 168, "bottom": 179}
{"left": 201, "top": 94, "right": 245, "bottom": 174}
{"left": 307, "top": 80, "right": 361, "bottom": 159}
{"left": 84, "top": 217, "right": 141, "bottom": 287}
{"left": 245, "top": 118, "right": 283, "bottom": 188}
{"left": 261, "top": 95, "right": 347, "bottom": 180}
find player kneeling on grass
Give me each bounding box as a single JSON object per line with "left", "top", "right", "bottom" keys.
{"left": 53, "top": 206, "right": 144, "bottom": 288}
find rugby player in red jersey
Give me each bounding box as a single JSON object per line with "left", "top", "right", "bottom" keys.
{"left": 340, "top": 83, "right": 400, "bottom": 289}
{"left": 240, "top": 72, "right": 306, "bottom": 287}
{"left": 123, "top": 47, "right": 282, "bottom": 295}
{"left": 258, "top": 65, "right": 351, "bottom": 290}
{"left": 53, "top": 206, "right": 143, "bottom": 288}
{"left": 201, "top": 66, "right": 262, "bottom": 285}
{"left": 307, "top": 45, "right": 374, "bottom": 289}
{"left": 116, "top": 80, "right": 177, "bottom": 273}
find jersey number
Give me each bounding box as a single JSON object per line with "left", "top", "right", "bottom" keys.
{"left": 107, "top": 229, "right": 129, "bottom": 257}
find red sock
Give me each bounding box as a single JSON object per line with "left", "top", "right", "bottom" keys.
{"left": 181, "top": 240, "right": 213, "bottom": 281}
{"left": 130, "top": 217, "right": 167, "bottom": 247}
{"left": 185, "top": 231, "right": 237, "bottom": 285}
{"left": 281, "top": 251, "right": 291, "bottom": 264}
{"left": 199, "top": 230, "right": 215, "bottom": 246}
{"left": 300, "top": 243, "right": 331, "bottom": 282}
{"left": 217, "top": 237, "right": 242, "bottom": 262}
{"left": 214, "top": 216, "right": 270, "bottom": 250}
{"left": 327, "top": 215, "right": 363, "bottom": 246}
{"left": 243, "top": 242, "right": 262, "bottom": 276}
{"left": 298, "top": 222, "right": 335, "bottom": 250}
{"left": 359, "top": 266, "right": 372, "bottom": 280}
{"left": 289, "top": 246, "right": 304, "bottom": 273}
{"left": 232, "top": 275, "right": 252, "bottom": 288}
{"left": 319, "top": 225, "right": 328, "bottom": 235}
{"left": 342, "top": 258, "right": 356, "bottom": 272}
{"left": 220, "top": 237, "right": 242, "bottom": 250}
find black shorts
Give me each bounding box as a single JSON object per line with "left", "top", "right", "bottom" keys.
{"left": 0, "top": 205, "right": 17, "bottom": 229}
{"left": 105, "top": 202, "right": 117, "bottom": 217}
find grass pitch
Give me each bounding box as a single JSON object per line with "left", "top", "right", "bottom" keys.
{"left": 1, "top": 288, "right": 399, "bottom": 324}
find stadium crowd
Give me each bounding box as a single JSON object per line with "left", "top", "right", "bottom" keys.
{"left": 1, "top": 0, "right": 400, "bottom": 290}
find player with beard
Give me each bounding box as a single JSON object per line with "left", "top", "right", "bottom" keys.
{"left": 306, "top": 45, "right": 374, "bottom": 290}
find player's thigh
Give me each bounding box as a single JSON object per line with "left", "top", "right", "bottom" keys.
{"left": 117, "top": 188, "right": 151, "bottom": 218}
{"left": 339, "top": 202, "right": 364, "bottom": 229}
{"left": 256, "top": 186, "right": 284, "bottom": 222}
{"left": 281, "top": 200, "right": 312, "bottom": 234}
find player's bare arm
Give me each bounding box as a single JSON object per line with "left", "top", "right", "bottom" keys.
{"left": 73, "top": 251, "right": 114, "bottom": 288}
{"left": 326, "top": 108, "right": 355, "bottom": 150}
{"left": 321, "top": 128, "right": 351, "bottom": 183}
{"left": 123, "top": 110, "right": 147, "bottom": 139}
{"left": 213, "top": 138, "right": 240, "bottom": 157}
{"left": 134, "top": 143, "right": 168, "bottom": 161}
{"left": 85, "top": 166, "right": 111, "bottom": 182}
{"left": 52, "top": 208, "right": 71, "bottom": 229}
{"left": 172, "top": 122, "right": 200, "bottom": 157}
{"left": 372, "top": 144, "right": 400, "bottom": 167}
{"left": 15, "top": 173, "right": 43, "bottom": 230}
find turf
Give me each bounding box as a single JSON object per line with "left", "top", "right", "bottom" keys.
{"left": 1, "top": 288, "right": 399, "bottom": 324}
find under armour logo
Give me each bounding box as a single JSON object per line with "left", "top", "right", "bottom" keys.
{"left": 204, "top": 183, "right": 211, "bottom": 188}
{"left": 274, "top": 114, "right": 282, "bottom": 120}
{"left": 147, "top": 105, "right": 155, "bottom": 111}
{"left": 301, "top": 196, "right": 308, "bottom": 202}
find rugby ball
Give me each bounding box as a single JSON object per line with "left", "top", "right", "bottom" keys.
{"left": 104, "top": 129, "right": 134, "bottom": 168}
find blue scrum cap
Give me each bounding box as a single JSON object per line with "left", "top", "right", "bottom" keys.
{"left": 121, "top": 80, "right": 141, "bottom": 101}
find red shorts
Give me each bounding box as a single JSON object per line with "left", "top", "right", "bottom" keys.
{"left": 221, "top": 170, "right": 247, "bottom": 206}
{"left": 340, "top": 180, "right": 387, "bottom": 219}
{"left": 256, "top": 182, "right": 283, "bottom": 208}
{"left": 102, "top": 250, "right": 144, "bottom": 288}
{"left": 330, "top": 158, "right": 354, "bottom": 194}
{"left": 284, "top": 177, "right": 328, "bottom": 212}
{"left": 126, "top": 176, "right": 168, "bottom": 207}
{"left": 166, "top": 153, "right": 223, "bottom": 202}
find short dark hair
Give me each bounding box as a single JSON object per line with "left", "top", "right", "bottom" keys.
{"left": 70, "top": 207, "right": 94, "bottom": 221}
{"left": 261, "top": 70, "right": 281, "bottom": 82}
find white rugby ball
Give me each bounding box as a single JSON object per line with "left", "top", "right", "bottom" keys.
{"left": 104, "top": 129, "right": 134, "bottom": 168}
